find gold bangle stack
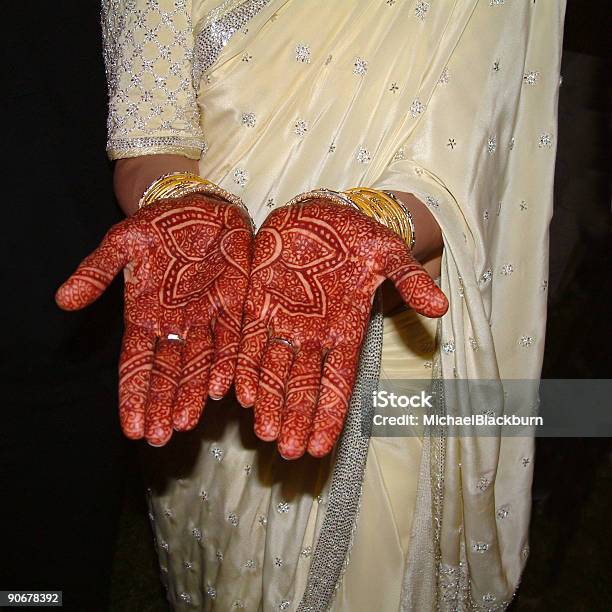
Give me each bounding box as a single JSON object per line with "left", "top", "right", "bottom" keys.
{"left": 139, "top": 172, "right": 213, "bottom": 208}
{"left": 343, "top": 187, "right": 415, "bottom": 249}
{"left": 285, "top": 187, "right": 416, "bottom": 249}
{"left": 138, "top": 172, "right": 252, "bottom": 229}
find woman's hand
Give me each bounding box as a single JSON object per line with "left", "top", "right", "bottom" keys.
{"left": 235, "top": 199, "right": 448, "bottom": 460}
{"left": 56, "top": 194, "right": 253, "bottom": 446}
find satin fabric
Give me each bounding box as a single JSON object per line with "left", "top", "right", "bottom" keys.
{"left": 142, "top": 308, "right": 435, "bottom": 611}
{"left": 333, "top": 310, "right": 438, "bottom": 612}
{"left": 105, "top": 0, "right": 565, "bottom": 609}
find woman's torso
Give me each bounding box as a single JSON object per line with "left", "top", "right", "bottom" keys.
{"left": 193, "top": 0, "right": 457, "bottom": 225}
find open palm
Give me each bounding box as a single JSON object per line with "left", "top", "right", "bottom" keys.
{"left": 56, "top": 194, "right": 252, "bottom": 446}
{"left": 235, "top": 198, "right": 448, "bottom": 459}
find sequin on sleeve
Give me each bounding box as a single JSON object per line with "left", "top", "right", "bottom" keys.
{"left": 101, "top": 0, "right": 206, "bottom": 160}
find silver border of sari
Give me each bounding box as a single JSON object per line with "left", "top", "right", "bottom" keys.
{"left": 297, "top": 296, "right": 384, "bottom": 612}
{"left": 193, "top": 0, "right": 271, "bottom": 84}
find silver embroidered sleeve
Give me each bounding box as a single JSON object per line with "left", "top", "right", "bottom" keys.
{"left": 101, "top": 0, "right": 207, "bottom": 160}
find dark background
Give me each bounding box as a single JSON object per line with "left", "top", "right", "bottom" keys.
{"left": 2, "top": 1, "right": 610, "bottom": 610}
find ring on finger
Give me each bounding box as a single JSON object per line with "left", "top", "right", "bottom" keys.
{"left": 269, "top": 336, "right": 294, "bottom": 351}
{"left": 166, "top": 333, "right": 185, "bottom": 343}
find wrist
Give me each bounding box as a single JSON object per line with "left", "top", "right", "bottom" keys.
{"left": 387, "top": 191, "right": 443, "bottom": 263}
{"left": 114, "top": 155, "right": 200, "bottom": 216}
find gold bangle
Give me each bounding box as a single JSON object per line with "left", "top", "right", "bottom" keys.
{"left": 283, "top": 187, "right": 415, "bottom": 249}
{"left": 383, "top": 190, "right": 416, "bottom": 250}
{"left": 343, "top": 187, "right": 415, "bottom": 249}
{"left": 139, "top": 172, "right": 211, "bottom": 208}
{"left": 284, "top": 188, "right": 360, "bottom": 211}
{"left": 138, "top": 171, "right": 253, "bottom": 230}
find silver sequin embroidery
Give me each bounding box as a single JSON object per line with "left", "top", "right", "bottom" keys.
{"left": 356, "top": 146, "right": 371, "bottom": 164}
{"left": 295, "top": 43, "right": 311, "bottom": 63}
{"left": 539, "top": 132, "right": 553, "bottom": 148}
{"left": 393, "top": 147, "right": 406, "bottom": 161}
{"left": 477, "top": 476, "right": 491, "bottom": 492}
{"left": 425, "top": 195, "right": 440, "bottom": 208}
{"left": 210, "top": 446, "right": 224, "bottom": 461}
{"left": 294, "top": 119, "right": 309, "bottom": 137}
{"left": 442, "top": 340, "right": 455, "bottom": 354}
{"left": 233, "top": 167, "right": 249, "bottom": 187}
{"left": 415, "top": 1, "right": 430, "bottom": 20}
{"left": 193, "top": 0, "right": 271, "bottom": 81}
{"left": 480, "top": 269, "right": 493, "bottom": 284}
{"left": 472, "top": 541, "right": 490, "bottom": 553}
{"left": 496, "top": 506, "right": 510, "bottom": 519}
{"left": 410, "top": 99, "right": 425, "bottom": 118}
{"left": 353, "top": 57, "right": 368, "bottom": 76}
{"left": 241, "top": 111, "right": 257, "bottom": 127}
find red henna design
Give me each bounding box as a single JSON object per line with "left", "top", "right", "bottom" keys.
{"left": 56, "top": 195, "right": 253, "bottom": 445}
{"left": 236, "top": 199, "right": 448, "bottom": 459}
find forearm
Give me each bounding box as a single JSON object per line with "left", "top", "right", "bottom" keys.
{"left": 114, "top": 155, "right": 200, "bottom": 216}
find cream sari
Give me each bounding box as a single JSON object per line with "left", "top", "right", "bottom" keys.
{"left": 102, "top": 0, "right": 565, "bottom": 609}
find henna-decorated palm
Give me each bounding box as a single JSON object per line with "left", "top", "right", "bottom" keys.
{"left": 56, "top": 194, "right": 252, "bottom": 446}
{"left": 236, "top": 199, "right": 448, "bottom": 460}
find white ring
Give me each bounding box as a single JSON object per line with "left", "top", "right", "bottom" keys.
{"left": 269, "top": 337, "right": 294, "bottom": 351}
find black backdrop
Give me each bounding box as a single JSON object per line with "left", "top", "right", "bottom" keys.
{"left": 3, "top": 3, "right": 125, "bottom": 609}
{"left": 2, "top": 1, "right": 610, "bottom": 611}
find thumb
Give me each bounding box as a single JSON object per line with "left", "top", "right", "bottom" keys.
{"left": 56, "top": 224, "right": 129, "bottom": 311}
{"left": 383, "top": 237, "right": 448, "bottom": 318}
